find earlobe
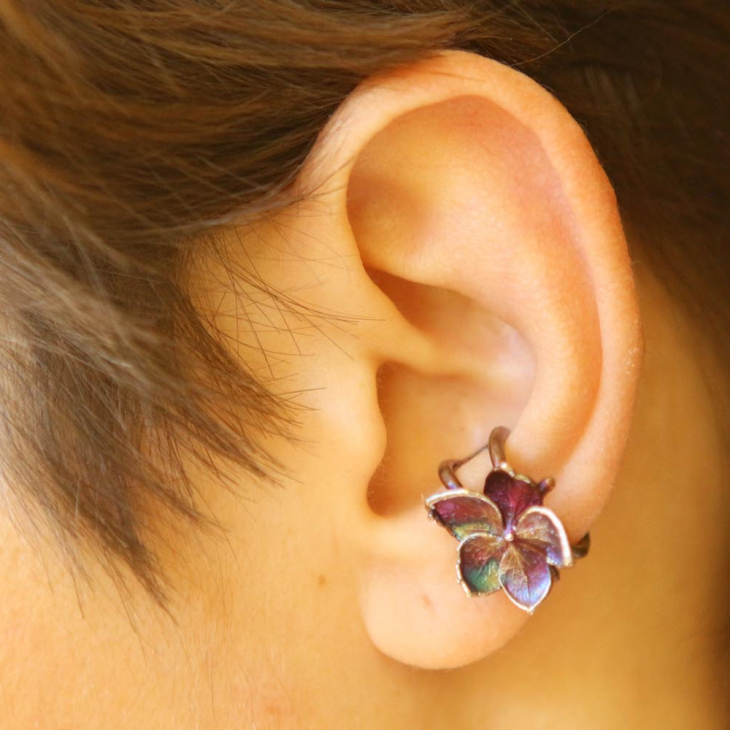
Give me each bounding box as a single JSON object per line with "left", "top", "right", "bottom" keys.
{"left": 288, "top": 50, "right": 644, "bottom": 668}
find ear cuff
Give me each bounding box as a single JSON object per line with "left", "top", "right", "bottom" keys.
{"left": 424, "top": 426, "right": 589, "bottom": 613}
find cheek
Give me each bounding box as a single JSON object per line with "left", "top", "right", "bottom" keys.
{"left": 204, "top": 478, "right": 363, "bottom": 725}
{"left": 231, "top": 672, "right": 302, "bottom": 728}
{"left": 175, "top": 359, "right": 377, "bottom": 719}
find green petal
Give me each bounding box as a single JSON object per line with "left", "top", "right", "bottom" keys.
{"left": 457, "top": 532, "right": 504, "bottom": 595}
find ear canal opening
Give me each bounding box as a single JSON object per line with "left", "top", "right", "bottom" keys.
{"left": 363, "top": 269, "right": 535, "bottom": 519}
{"left": 368, "top": 361, "right": 481, "bottom": 517}
{"left": 367, "top": 358, "right": 531, "bottom": 519}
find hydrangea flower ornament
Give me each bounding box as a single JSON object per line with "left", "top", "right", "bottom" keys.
{"left": 424, "top": 426, "right": 590, "bottom": 613}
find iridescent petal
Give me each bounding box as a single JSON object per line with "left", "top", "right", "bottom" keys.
{"left": 515, "top": 506, "right": 573, "bottom": 568}
{"left": 425, "top": 489, "right": 503, "bottom": 540}
{"left": 483, "top": 469, "right": 542, "bottom": 527}
{"left": 457, "top": 532, "right": 504, "bottom": 596}
{"left": 498, "top": 542, "right": 552, "bottom": 613}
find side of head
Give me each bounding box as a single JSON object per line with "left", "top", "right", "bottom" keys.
{"left": 0, "top": 2, "right": 728, "bottom": 727}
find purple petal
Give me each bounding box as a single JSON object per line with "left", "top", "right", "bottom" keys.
{"left": 515, "top": 506, "right": 573, "bottom": 568}
{"left": 425, "top": 489, "right": 503, "bottom": 541}
{"left": 457, "top": 533, "right": 504, "bottom": 595}
{"left": 483, "top": 469, "right": 542, "bottom": 527}
{"left": 498, "top": 542, "right": 552, "bottom": 613}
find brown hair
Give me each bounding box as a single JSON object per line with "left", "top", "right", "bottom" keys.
{"left": 0, "top": 0, "right": 728, "bottom": 605}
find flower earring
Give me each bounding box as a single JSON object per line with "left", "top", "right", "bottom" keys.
{"left": 424, "top": 426, "right": 590, "bottom": 613}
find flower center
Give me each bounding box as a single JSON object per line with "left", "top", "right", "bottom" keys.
{"left": 504, "top": 528, "right": 516, "bottom": 542}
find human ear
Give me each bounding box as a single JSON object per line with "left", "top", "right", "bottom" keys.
{"left": 263, "top": 49, "right": 643, "bottom": 669}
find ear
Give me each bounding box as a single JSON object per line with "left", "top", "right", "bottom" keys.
{"left": 280, "top": 49, "right": 643, "bottom": 669}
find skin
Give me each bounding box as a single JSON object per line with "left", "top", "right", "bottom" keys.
{"left": 0, "top": 51, "right": 727, "bottom": 729}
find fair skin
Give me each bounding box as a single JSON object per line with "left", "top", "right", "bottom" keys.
{"left": 0, "top": 51, "right": 727, "bottom": 728}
